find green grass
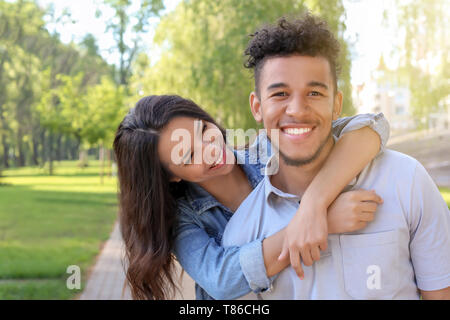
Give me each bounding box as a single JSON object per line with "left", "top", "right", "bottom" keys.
{"left": 439, "top": 187, "right": 450, "bottom": 208}
{"left": 0, "top": 161, "right": 118, "bottom": 299}
{"left": 0, "top": 161, "right": 448, "bottom": 300}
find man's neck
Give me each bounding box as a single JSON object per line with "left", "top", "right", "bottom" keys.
{"left": 270, "top": 137, "right": 335, "bottom": 198}
{"left": 198, "top": 164, "right": 252, "bottom": 212}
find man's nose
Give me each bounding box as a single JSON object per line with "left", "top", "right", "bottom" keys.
{"left": 285, "top": 94, "right": 309, "bottom": 117}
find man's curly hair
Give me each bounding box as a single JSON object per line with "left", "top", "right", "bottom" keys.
{"left": 244, "top": 14, "right": 341, "bottom": 96}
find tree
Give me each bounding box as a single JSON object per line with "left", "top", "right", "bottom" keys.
{"left": 131, "top": 0, "right": 354, "bottom": 131}
{"left": 80, "top": 77, "right": 126, "bottom": 182}
{"left": 0, "top": 0, "right": 115, "bottom": 172}
{"left": 390, "top": 0, "right": 449, "bottom": 126}
{"left": 97, "top": 0, "right": 164, "bottom": 87}
{"left": 0, "top": 0, "right": 47, "bottom": 169}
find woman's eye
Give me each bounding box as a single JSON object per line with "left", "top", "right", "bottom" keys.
{"left": 309, "top": 91, "right": 323, "bottom": 96}
{"left": 202, "top": 123, "right": 207, "bottom": 133}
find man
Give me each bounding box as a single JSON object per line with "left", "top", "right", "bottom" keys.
{"left": 222, "top": 14, "right": 450, "bottom": 299}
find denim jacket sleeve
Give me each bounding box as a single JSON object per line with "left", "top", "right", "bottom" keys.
{"left": 173, "top": 202, "right": 272, "bottom": 300}
{"left": 332, "top": 113, "right": 390, "bottom": 155}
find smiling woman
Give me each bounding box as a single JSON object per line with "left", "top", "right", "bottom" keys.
{"left": 157, "top": 117, "right": 236, "bottom": 184}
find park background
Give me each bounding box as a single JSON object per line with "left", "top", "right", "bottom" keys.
{"left": 0, "top": 0, "right": 449, "bottom": 299}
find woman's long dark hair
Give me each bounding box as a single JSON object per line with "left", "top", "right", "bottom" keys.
{"left": 113, "top": 95, "right": 225, "bottom": 300}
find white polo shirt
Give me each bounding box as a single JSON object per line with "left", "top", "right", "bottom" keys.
{"left": 222, "top": 149, "right": 450, "bottom": 299}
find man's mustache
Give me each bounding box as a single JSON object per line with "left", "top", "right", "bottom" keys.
{"left": 278, "top": 118, "right": 319, "bottom": 127}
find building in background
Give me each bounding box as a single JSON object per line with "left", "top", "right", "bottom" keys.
{"left": 353, "top": 57, "right": 416, "bottom": 135}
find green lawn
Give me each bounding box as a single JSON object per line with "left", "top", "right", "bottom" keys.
{"left": 0, "top": 161, "right": 448, "bottom": 300}
{"left": 440, "top": 187, "right": 450, "bottom": 208}
{"left": 0, "top": 161, "right": 118, "bottom": 299}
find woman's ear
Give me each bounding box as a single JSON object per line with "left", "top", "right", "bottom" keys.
{"left": 333, "top": 91, "right": 343, "bottom": 121}
{"left": 249, "top": 92, "right": 263, "bottom": 123}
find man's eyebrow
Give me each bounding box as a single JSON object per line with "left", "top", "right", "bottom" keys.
{"left": 307, "top": 81, "right": 329, "bottom": 90}
{"left": 266, "top": 82, "right": 288, "bottom": 91}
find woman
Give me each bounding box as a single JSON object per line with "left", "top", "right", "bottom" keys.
{"left": 113, "top": 95, "right": 388, "bottom": 300}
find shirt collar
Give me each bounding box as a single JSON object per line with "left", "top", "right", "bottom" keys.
{"left": 263, "top": 153, "right": 300, "bottom": 204}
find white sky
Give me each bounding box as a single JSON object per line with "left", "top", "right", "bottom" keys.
{"left": 36, "top": 0, "right": 400, "bottom": 86}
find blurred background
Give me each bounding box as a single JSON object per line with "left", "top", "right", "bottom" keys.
{"left": 0, "top": 0, "right": 448, "bottom": 300}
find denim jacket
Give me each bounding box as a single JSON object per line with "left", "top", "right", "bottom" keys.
{"left": 172, "top": 113, "right": 390, "bottom": 300}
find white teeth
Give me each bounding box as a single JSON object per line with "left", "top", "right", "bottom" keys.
{"left": 284, "top": 127, "right": 312, "bottom": 135}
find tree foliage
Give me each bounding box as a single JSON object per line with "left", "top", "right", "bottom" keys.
{"left": 131, "top": 0, "right": 354, "bottom": 130}
{"left": 392, "top": 0, "right": 449, "bottom": 124}
{"left": 98, "top": 0, "right": 164, "bottom": 87}
{"left": 0, "top": 0, "right": 121, "bottom": 175}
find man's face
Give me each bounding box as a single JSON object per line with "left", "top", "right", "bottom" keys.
{"left": 250, "top": 55, "right": 342, "bottom": 166}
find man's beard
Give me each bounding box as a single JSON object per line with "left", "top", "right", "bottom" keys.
{"left": 278, "top": 128, "right": 333, "bottom": 167}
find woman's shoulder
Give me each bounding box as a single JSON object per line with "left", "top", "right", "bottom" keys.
{"left": 175, "top": 197, "right": 198, "bottom": 224}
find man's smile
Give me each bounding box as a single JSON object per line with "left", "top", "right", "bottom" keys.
{"left": 280, "top": 124, "right": 317, "bottom": 141}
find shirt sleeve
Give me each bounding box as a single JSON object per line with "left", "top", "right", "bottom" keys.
{"left": 173, "top": 204, "right": 273, "bottom": 299}
{"left": 331, "top": 113, "right": 390, "bottom": 155}
{"left": 408, "top": 161, "right": 450, "bottom": 291}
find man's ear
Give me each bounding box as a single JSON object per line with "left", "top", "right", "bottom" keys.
{"left": 249, "top": 91, "right": 263, "bottom": 123}
{"left": 332, "top": 91, "right": 343, "bottom": 121}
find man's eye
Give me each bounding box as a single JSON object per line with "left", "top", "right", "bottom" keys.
{"left": 309, "top": 91, "right": 323, "bottom": 96}
{"left": 273, "top": 92, "right": 288, "bottom": 97}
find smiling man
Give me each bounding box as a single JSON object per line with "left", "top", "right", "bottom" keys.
{"left": 222, "top": 14, "right": 450, "bottom": 299}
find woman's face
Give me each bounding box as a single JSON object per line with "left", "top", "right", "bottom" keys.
{"left": 157, "top": 116, "right": 236, "bottom": 183}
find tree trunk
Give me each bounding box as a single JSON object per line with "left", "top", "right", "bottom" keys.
{"left": 79, "top": 149, "right": 88, "bottom": 167}
{"left": 17, "top": 127, "right": 25, "bottom": 167}
{"left": 40, "top": 128, "right": 46, "bottom": 168}
{"left": 32, "top": 132, "right": 40, "bottom": 166}
{"left": 1, "top": 134, "right": 9, "bottom": 169}
{"left": 48, "top": 130, "right": 54, "bottom": 175}
{"left": 106, "top": 148, "right": 112, "bottom": 177}
{"left": 56, "top": 133, "right": 62, "bottom": 162}
{"left": 99, "top": 142, "right": 105, "bottom": 185}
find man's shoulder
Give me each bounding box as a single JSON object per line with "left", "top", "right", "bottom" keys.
{"left": 372, "top": 149, "right": 420, "bottom": 175}
{"left": 222, "top": 179, "right": 266, "bottom": 246}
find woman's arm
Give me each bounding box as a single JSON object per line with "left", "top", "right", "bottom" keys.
{"left": 173, "top": 203, "right": 272, "bottom": 300}
{"left": 278, "top": 113, "right": 390, "bottom": 278}
{"left": 263, "top": 188, "right": 383, "bottom": 277}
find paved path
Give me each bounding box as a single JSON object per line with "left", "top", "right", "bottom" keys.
{"left": 78, "top": 222, "right": 195, "bottom": 300}
{"left": 388, "top": 130, "right": 450, "bottom": 187}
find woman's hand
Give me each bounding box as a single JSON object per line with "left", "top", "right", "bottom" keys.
{"left": 327, "top": 189, "right": 383, "bottom": 234}
{"left": 278, "top": 197, "right": 329, "bottom": 280}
